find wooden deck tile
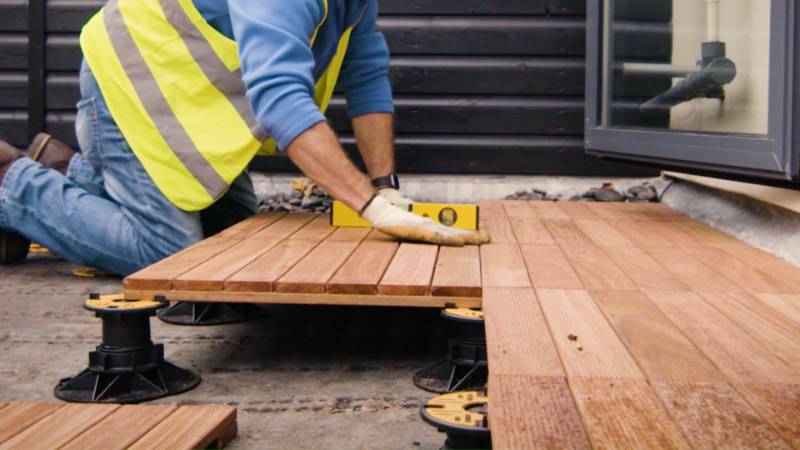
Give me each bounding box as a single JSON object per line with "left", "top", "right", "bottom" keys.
{"left": 287, "top": 214, "right": 335, "bottom": 241}
{"left": 503, "top": 200, "right": 537, "bottom": 218}
{"left": 128, "top": 405, "right": 237, "bottom": 450}
{"left": 606, "top": 220, "right": 676, "bottom": 248}
{"left": 509, "top": 218, "right": 554, "bottom": 245}
{"left": 327, "top": 240, "right": 399, "bottom": 294}
{"left": 480, "top": 216, "right": 517, "bottom": 244}
{"left": 683, "top": 245, "right": 798, "bottom": 294}
{"left": 0, "top": 404, "right": 118, "bottom": 450}
{"left": 543, "top": 219, "right": 592, "bottom": 247}
{"left": 584, "top": 202, "right": 632, "bottom": 221}
{"left": 480, "top": 244, "right": 531, "bottom": 288}
{"left": 601, "top": 246, "right": 689, "bottom": 291}
{"left": 559, "top": 244, "right": 635, "bottom": 290}
{"left": 174, "top": 214, "right": 314, "bottom": 291}
{"left": 569, "top": 379, "right": 691, "bottom": 450}
{"left": 634, "top": 220, "right": 703, "bottom": 247}
{"left": 275, "top": 240, "right": 364, "bottom": 294}
{"left": 483, "top": 288, "right": 563, "bottom": 377}
{"left": 225, "top": 239, "right": 318, "bottom": 292}
{"left": 378, "top": 244, "right": 438, "bottom": 296}
{"left": 672, "top": 220, "right": 740, "bottom": 245}
{"left": 0, "top": 403, "right": 61, "bottom": 445}
{"left": 430, "top": 246, "right": 482, "bottom": 297}
{"left": 737, "top": 384, "right": 800, "bottom": 448}
{"left": 643, "top": 246, "right": 743, "bottom": 293}
{"left": 573, "top": 220, "right": 632, "bottom": 247}
{"left": 489, "top": 375, "right": 591, "bottom": 450}
{"left": 61, "top": 405, "right": 178, "bottom": 450}
{"left": 529, "top": 201, "right": 569, "bottom": 219}
{"left": 555, "top": 201, "right": 600, "bottom": 220}
{"left": 520, "top": 244, "right": 583, "bottom": 289}
{"left": 537, "top": 289, "right": 643, "bottom": 380}
{"left": 754, "top": 294, "right": 800, "bottom": 326}
{"left": 716, "top": 243, "right": 800, "bottom": 280}
{"left": 477, "top": 200, "right": 506, "bottom": 217}
{"left": 124, "top": 213, "right": 285, "bottom": 290}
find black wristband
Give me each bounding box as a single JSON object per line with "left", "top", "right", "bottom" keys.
{"left": 371, "top": 173, "right": 399, "bottom": 190}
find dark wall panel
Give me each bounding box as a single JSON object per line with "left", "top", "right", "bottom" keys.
{"left": 0, "top": 0, "right": 669, "bottom": 177}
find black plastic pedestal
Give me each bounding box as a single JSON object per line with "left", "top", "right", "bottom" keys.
{"left": 157, "top": 301, "right": 268, "bottom": 326}
{"left": 414, "top": 308, "right": 487, "bottom": 394}
{"left": 55, "top": 294, "right": 201, "bottom": 403}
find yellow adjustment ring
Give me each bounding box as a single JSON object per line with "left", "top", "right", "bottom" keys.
{"left": 423, "top": 391, "right": 488, "bottom": 429}
{"left": 84, "top": 294, "right": 167, "bottom": 312}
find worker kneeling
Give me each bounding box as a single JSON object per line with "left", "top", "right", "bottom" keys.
{"left": 0, "top": 0, "right": 489, "bottom": 273}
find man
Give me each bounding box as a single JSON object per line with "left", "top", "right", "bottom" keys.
{"left": 0, "top": 0, "right": 489, "bottom": 274}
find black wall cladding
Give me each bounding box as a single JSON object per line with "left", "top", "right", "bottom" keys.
{"left": 1, "top": 0, "right": 669, "bottom": 176}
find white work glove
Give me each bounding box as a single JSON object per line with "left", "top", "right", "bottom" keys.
{"left": 377, "top": 187, "right": 413, "bottom": 210}
{"left": 362, "top": 195, "right": 491, "bottom": 246}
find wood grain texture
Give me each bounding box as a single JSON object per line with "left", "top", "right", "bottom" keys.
{"left": 483, "top": 288, "right": 563, "bottom": 377}
{"left": 510, "top": 218, "right": 554, "bottom": 245}
{"left": 590, "top": 290, "right": 722, "bottom": 382}
{"left": 489, "top": 375, "right": 591, "bottom": 450}
{"left": 174, "top": 214, "right": 314, "bottom": 291}
{"left": 529, "top": 201, "right": 569, "bottom": 219}
{"left": 0, "top": 404, "right": 118, "bottom": 450}
{"left": 480, "top": 216, "right": 517, "bottom": 244}
{"left": 672, "top": 220, "right": 740, "bottom": 245}
{"left": 644, "top": 290, "right": 799, "bottom": 384}
{"left": 225, "top": 239, "right": 318, "bottom": 292}
{"left": 560, "top": 244, "right": 635, "bottom": 290}
{"left": 584, "top": 202, "right": 632, "bottom": 220}
{"left": 607, "top": 220, "right": 675, "bottom": 248}
{"left": 477, "top": 200, "right": 506, "bottom": 217}
{"left": 683, "top": 245, "right": 798, "bottom": 294}
{"left": 569, "top": 379, "right": 691, "bottom": 450}
{"left": 556, "top": 201, "right": 600, "bottom": 219}
{"left": 573, "top": 220, "right": 632, "bottom": 247}
{"left": 288, "top": 214, "right": 336, "bottom": 241}
{"left": 503, "top": 200, "right": 537, "bottom": 218}
{"left": 536, "top": 289, "right": 643, "bottom": 379}
{"left": 601, "top": 246, "right": 689, "bottom": 291}
{"left": 123, "top": 213, "right": 285, "bottom": 290}
{"left": 632, "top": 221, "right": 705, "bottom": 246}
{"left": 520, "top": 244, "right": 583, "bottom": 289}
{"left": 327, "top": 240, "right": 399, "bottom": 294}
{"left": 0, "top": 403, "right": 61, "bottom": 445}
{"left": 643, "top": 246, "right": 743, "bottom": 293}
{"left": 61, "top": 405, "right": 178, "bottom": 450}
{"left": 738, "top": 383, "right": 800, "bottom": 448}
{"left": 378, "top": 243, "right": 438, "bottom": 296}
{"left": 716, "top": 243, "right": 800, "bottom": 281}
{"left": 480, "top": 244, "right": 531, "bottom": 288}
{"left": 431, "top": 245, "right": 482, "bottom": 297}
{"left": 754, "top": 294, "right": 800, "bottom": 327}
{"left": 653, "top": 381, "right": 790, "bottom": 450}
{"left": 128, "top": 405, "right": 237, "bottom": 450}
{"left": 275, "top": 240, "right": 364, "bottom": 293}
{"left": 543, "top": 219, "right": 592, "bottom": 246}
{"left": 720, "top": 292, "right": 800, "bottom": 335}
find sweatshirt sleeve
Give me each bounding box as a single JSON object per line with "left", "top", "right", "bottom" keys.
{"left": 228, "top": 0, "right": 327, "bottom": 151}
{"left": 338, "top": 0, "right": 394, "bottom": 118}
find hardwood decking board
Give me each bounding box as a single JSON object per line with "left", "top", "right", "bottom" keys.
{"left": 584, "top": 202, "right": 632, "bottom": 220}
{"left": 754, "top": 294, "right": 800, "bottom": 326}
{"left": 590, "top": 290, "right": 722, "bottom": 382}
{"left": 683, "top": 245, "right": 798, "bottom": 295}
{"left": 430, "top": 246, "right": 482, "bottom": 297}
{"left": 671, "top": 220, "right": 740, "bottom": 245}
{"left": 555, "top": 201, "right": 600, "bottom": 220}
{"left": 509, "top": 218, "right": 554, "bottom": 245}
{"left": 543, "top": 219, "right": 593, "bottom": 247}
{"left": 644, "top": 290, "right": 799, "bottom": 384}
{"left": 573, "top": 220, "right": 632, "bottom": 247}
{"left": 529, "top": 201, "right": 569, "bottom": 219}
{"left": 642, "top": 246, "right": 743, "bottom": 293}
{"left": 559, "top": 244, "right": 636, "bottom": 290}
{"left": 709, "top": 292, "right": 800, "bottom": 337}
{"left": 124, "top": 212, "right": 285, "bottom": 290}
{"left": 477, "top": 200, "right": 506, "bottom": 217}
{"left": 480, "top": 244, "right": 531, "bottom": 288}
{"left": 607, "top": 220, "right": 676, "bottom": 248}
{"left": 378, "top": 243, "right": 438, "bottom": 296}
{"left": 174, "top": 214, "right": 315, "bottom": 291}
{"left": 536, "top": 289, "right": 643, "bottom": 380}
{"left": 634, "top": 220, "right": 703, "bottom": 246}
{"left": 0, "top": 403, "right": 61, "bottom": 445}
{"left": 225, "top": 239, "right": 319, "bottom": 292}
{"left": 489, "top": 375, "right": 591, "bottom": 450}
{"left": 0, "top": 404, "right": 119, "bottom": 450}
{"left": 483, "top": 288, "right": 563, "bottom": 377}
{"left": 480, "top": 216, "right": 517, "bottom": 244}
{"left": 503, "top": 200, "right": 537, "bottom": 218}
{"left": 569, "top": 379, "right": 691, "bottom": 450}
{"left": 601, "top": 246, "right": 689, "bottom": 291}
{"left": 61, "top": 405, "right": 178, "bottom": 450}
{"left": 737, "top": 384, "right": 800, "bottom": 448}
{"left": 327, "top": 240, "right": 399, "bottom": 294}
{"left": 128, "top": 405, "right": 237, "bottom": 450}
{"left": 287, "top": 214, "right": 336, "bottom": 241}
{"left": 275, "top": 240, "right": 364, "bottom": 293}
{"left": 520, "top": 244, "right": 583, "bottom": 289}
{"left": 716, "top": 243, "right": 800, "bottom": 281}
{"left": 653, "top": 381, "right": 790, "bottom": 450}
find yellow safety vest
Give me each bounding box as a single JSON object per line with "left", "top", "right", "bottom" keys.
{"left": 80, "top": 0, "right": 359, "bottom": 211}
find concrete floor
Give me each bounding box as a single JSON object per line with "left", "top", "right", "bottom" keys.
{"left": 0, "top": 253, "right": 451, "bottom": 449}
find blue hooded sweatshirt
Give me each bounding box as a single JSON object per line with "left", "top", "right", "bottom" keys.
{"left": 192, "top": 0, "right": 394, "bottom": 150}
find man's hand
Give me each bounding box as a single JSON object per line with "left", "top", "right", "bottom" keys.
{"left": 362, "top": 196, "right": 491, "bottom": 246}
{"left": 377, "top": 187, "right": 412, "bottom": 209}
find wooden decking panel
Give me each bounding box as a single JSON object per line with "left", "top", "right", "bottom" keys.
{"left": 61, "top": 405, "right": 178, "bottom": 450}
{"left": 0, "top": 403, "right": 62, "bottom": 445}
{"left": 519, "top": 244, "right": 583, "bottom": 289}
{"left": 0, "top": 404, "right": 119, "bottom": 450}
{"left": 128, "top": 405, "right": 237, "bottom": 450}
{"left": 430, "top": 245, "right": 482, "bottom": 297}
{"left": 377, "top": 243, "right": 438, "bottom": 296}
{"left": 327, "top": 240, "right": 399, "bottom": 294}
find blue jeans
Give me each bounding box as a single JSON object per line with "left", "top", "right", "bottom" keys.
{"left": 0, "top": 63, "right": 257, "bottom": 275}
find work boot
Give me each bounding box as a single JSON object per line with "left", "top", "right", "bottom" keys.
{"left": 27, "top": 133, "right": 76, "bottom": 175}
{"left": 0, "top": 141, "right": 30, "bottom": 264}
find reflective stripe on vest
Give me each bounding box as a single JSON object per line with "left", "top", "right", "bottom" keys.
{"left": 80, "top": 0, "right": 361, "bottom": 211}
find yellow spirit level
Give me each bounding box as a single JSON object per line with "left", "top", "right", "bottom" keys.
{"left": 330, "top": 200, "right": 479, "bottom": 230}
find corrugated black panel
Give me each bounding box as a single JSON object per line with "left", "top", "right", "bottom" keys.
{"left": 0, "top": 0, "right": 669, "bottom": 176}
